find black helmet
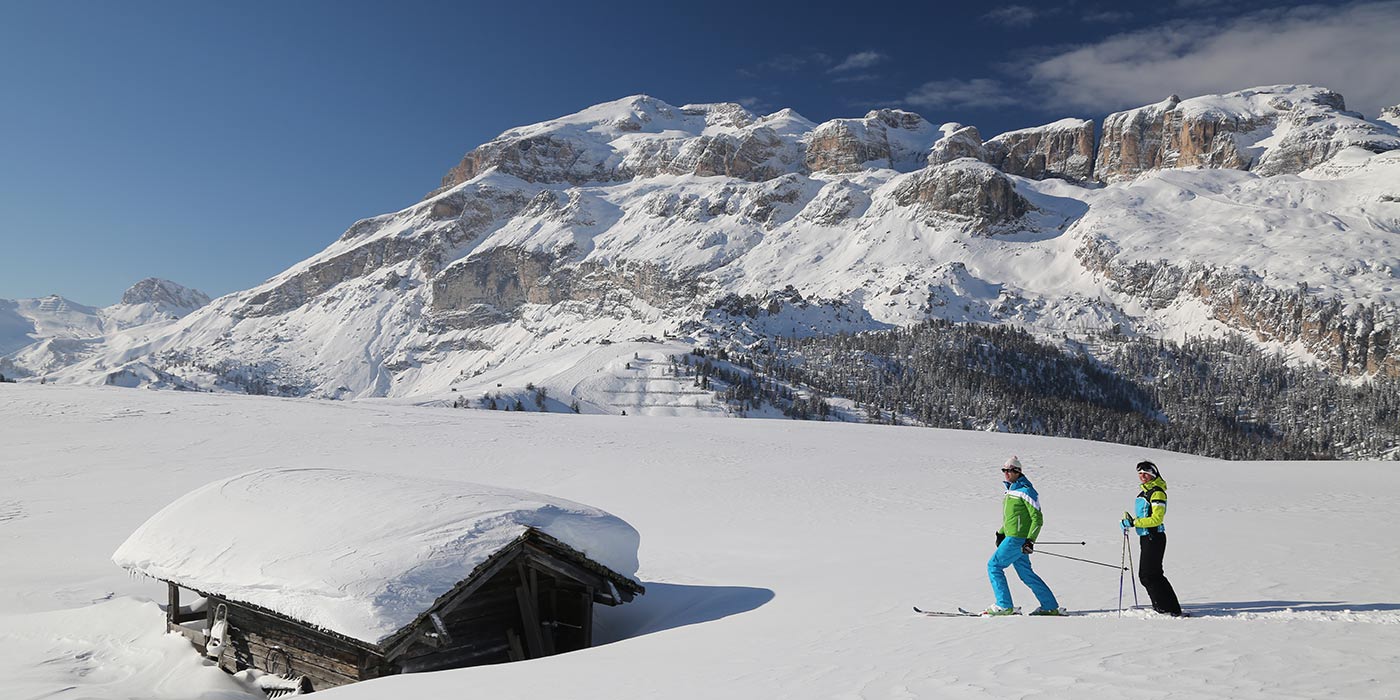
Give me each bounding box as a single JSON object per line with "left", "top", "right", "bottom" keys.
{"left": 1136, "top": 460, "right": 1160, "bottom": 478}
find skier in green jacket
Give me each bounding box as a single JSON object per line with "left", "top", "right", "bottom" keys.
{"left": 986, "top": 456, "right": 1063, "bottom": 616}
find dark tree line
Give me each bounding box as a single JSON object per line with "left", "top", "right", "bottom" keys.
{"left": 693, "top": 320, "right": 1400, "bottom": 460}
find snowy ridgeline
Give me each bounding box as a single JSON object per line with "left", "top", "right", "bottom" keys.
{"left": 113, "top": 468, "right": 641, "bottom": 644}
{"left": 2, "top": 384, "right": 1399, "bottom": 700}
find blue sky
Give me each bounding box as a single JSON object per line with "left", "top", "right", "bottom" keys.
{"left": 2, "top": 0, "right": 1397, "bottom": 304}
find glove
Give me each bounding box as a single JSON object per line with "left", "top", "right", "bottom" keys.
{"left": 995, "top": 532, "right": 1005, "bottom": 546}
{"left": 1121, "top": 512, "right": 1134, "bottom": 529}
{"left": 1021, "top": 540, "right": 1034, "bottom": 554}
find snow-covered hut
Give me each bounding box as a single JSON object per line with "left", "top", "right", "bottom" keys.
{"left": 114, "top": 468, "right": 644, "bottom": 692}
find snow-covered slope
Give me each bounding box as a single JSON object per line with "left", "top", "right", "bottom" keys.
{"left": 2, "top": 384, "right": 1397, "bottom": 699}
{"left": 14, "top": 86, "right": 1400, "bottom": 403}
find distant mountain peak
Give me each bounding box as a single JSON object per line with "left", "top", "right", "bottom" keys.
{"left": 119, "top": 278, "right": 211, "bottom": 312}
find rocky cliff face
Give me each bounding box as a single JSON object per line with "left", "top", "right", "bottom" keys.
{"left": 803, "top": 109, "right": 938, "bottom": 173}
{"left": 983, "top": 119, "right": 1096, "bottom": 182}
{"left": 1095, "top": 86, "right": 1400, "bottom": 183}
{"left": 1078, "top": 237, "right": 1397, "bottom": 376}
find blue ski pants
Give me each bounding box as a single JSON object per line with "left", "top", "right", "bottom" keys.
{"left": 988, "top": 536, "right": 1059, "bottom": 610}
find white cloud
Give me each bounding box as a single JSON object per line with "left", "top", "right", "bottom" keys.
{"left": 982, "top": 5, "right": 1039, "bottom": 26}
{"left": 830, "top": 51, "right": 888, "bottom": 73}
{"left": 904, "top": 78, "right": 1020, "bottom": 110}
{"left": 1025, "top": 1, "right": 1400, "bottom": 117}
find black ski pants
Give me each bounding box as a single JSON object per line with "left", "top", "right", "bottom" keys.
{"left": 1138, "top": 532, "right": 1182, "bottom": 615}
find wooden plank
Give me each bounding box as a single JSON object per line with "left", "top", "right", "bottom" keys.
{"left": 533, "top": 568, "right": 555, "bottom": 656}
{"left": 167, "top": 621, "right": 206, "bottom": 647}
{"left": 582, "top": 589, "right": 593, "bottom": 648}
{"left": 235, "top": 634, "right": 360, "bottom": 688}
{"left": 167, "top": 582, "right": 179, "bottom": 626}
{"left": 397, "top": 641, "right": 512, "bottom": 673}
{"left": 522, "top": 547, "right": 608, "bottom": 592}
{"left": 505, "top": 627, "right": 524, "bottom": 662}
{"left": 224, "top": 603, "right": 367, "bottom": 665}
{"left": 234, "top": 627, "right": 363, "bottom": 678}
{"left": 514, "top": 565, "right": 544, "bottom": 658}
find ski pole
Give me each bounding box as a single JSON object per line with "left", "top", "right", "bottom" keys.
{"left": 1037, "top": 550, "right": 1127, "bottom": 570}
{"left": 1126, "top": 532, "right": 1140, "bottom": 607}
{"left": 1034, "top": 541, "right": 1087, "bottom": 546}
{"left": 1118, "top": 530, "right": 1127, "bottom": 617}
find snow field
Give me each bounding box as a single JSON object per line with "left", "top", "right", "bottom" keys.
{"left": 1, "top": 383, "right": 1398, "bottom": 699}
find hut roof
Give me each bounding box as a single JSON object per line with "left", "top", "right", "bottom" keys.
{"left": 112, "top": 468, "right": 641, "bottom": 645}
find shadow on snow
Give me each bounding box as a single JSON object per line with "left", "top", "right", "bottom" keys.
{"left": 593, "top": 581, "right": 775, "bottom": 644}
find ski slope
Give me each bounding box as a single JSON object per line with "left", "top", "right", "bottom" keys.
{"left": 1, "top": 384, "right": 1397, "bottom": 699}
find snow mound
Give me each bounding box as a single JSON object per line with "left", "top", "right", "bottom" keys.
{"left": 112, "top": 468, "right": 641, "bottom": 644}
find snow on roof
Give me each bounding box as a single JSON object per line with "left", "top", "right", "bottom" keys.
{"left": 112, "top": 468, "right": 641, "bottom": 645}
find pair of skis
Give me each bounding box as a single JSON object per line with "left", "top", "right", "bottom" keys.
{"left": 912, "top": 606, "right": 1003, "bottom": 617}
{"left": 913, "top": 606, "right": 1074, "bottom": 617}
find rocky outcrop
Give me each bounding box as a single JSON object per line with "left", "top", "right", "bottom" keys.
{"left": 799, "top": 179, "right": 871, "bottom": 225}
{"left": 1381, "top": 105, "right": 1400, "bottom": 129}
{"left": 891, "top": 159, "right": 1031, "bottom": 231}
{"left": 1094, "top": 94, "right": 1254, "bottom": 183}
{"left": 1252, "top": 92, "right": 1400, "bottom": 176}
{"left": 983, "top": 119, "right": 1095, "bottom": 182}
{"left": 1096, "top": 86, "right": 1400, "bottom": 183}
{"left": 926, "top": 123, "right": 985, "bottom": 167}
{"left": 805, "top": 109, "right": 937, "bottom": 173}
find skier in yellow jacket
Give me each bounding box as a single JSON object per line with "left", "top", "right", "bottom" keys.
{"left": 1122, "top": 460, "right": 1183, "bottom": 616}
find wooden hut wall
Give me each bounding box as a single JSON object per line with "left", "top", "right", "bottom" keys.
{"left": 395, "top": 552, "right": 596, "bottom": 673}
{"left": 214, "top": 598, "right": 387, "bottom": 690}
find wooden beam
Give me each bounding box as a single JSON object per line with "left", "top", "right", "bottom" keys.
{"left": 582, "top": 589, "right": 593, "bottom": 648}
{"left": 514, "top": 564, "right": 544, "bottom": 658}
{"left": 167, "top": 582, "right": 179, "bottom": 626}
{"left": 522, "top": 547, "right": 607, "bottom": 592}
{"left": 505, "top": 628, "right": 524, "bottom": 662}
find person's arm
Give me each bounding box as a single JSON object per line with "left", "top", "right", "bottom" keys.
{"left": 1026, "top": 499, "right": 1044, "bottom": 542}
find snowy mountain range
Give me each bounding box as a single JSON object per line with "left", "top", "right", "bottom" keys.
{"left": 0, "top": 278, "right": 209, "bottom": 380}
{"left": 5, "top": 84, "right": 1399, "bottom": 411}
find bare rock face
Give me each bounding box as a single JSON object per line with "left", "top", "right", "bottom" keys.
{"left": 891, "top": 159, "right": 1032, "bottom": 231}
{"left": 427, "top": 247, "right": 701, "bottom": 328}
{"left": 240, "top": 184, "right": 534, "bottom": 318}
{"left": 440, "top": 133, "right": 617, "bottom": 188}
{"left": 984, "top": 119, "right": 1095, "bottom": 182}
{"left": 1096, "top": 86, "right": 1400, "bottom": 183}
{"left": 927, "top": 123, "right": 985, "bottom": 167}
{"left": 805, "top": 109, "right": 937, "bottom": 173}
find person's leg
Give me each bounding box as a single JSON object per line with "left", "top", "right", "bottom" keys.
{"left": 987, "top": 537, "right": 1022, "bottom": 608}
{"left": 1013, "top": 554, "right": 1060, "bottom": 610}
{"left": 1138, "top": 532, "right": 1182, "bottom": 614}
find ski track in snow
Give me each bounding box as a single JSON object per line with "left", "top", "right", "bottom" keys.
{"left": 2, "top": 384, "right": 1399, "bottom": 699}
